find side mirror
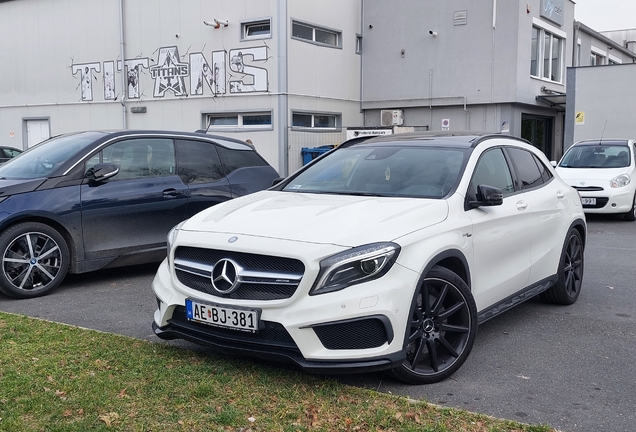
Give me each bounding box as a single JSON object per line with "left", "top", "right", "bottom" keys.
{"left": 550, "top": 161, "right": 557, "bottom": 167}
{"left": 272, "top": 177, "right": 286, "bottom": 186}
{"left": 86, "top": 163, "right": 119, "bottom": 182}
{"left": 468, "top": 184, "right": 503, "bottom": 209}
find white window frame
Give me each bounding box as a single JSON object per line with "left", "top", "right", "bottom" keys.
{"left": 205, "top": 111, "right": 273, "bottom": 132}
{"left": 591, "top": 45, "right": 607, "bottom": 66}
{"left": 531, "top": 18, "right": 566, "bottom": 84}
{"left": 291, "top": 19, "right": 342, "bottom": 49}
{"left": 291, "top": 111, "right": 341, "bottom": 130}
{"left": 241, "top": 18, "right": 272, "bottom": 41}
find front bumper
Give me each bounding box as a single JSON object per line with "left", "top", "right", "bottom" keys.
{"left": 151, "top": 237, "right": 421, "bottom": 373}
{"left": 577, "top": 189, "right": 634, "bottom": 214}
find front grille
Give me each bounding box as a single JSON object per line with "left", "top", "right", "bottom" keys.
{"left": 582, "top": 197, "right": 609, "bottom": 208}
{"left": 175, "top": 247, "right": 305, "bottom": 300}
{"left": 313, "top": 317, "right": 390, "bottom": 350}
{"left": 573, "top": 186, "right": 604, "bottom": 192}
{"left": 169, "top": 306, "right": 298, "bottom": 349}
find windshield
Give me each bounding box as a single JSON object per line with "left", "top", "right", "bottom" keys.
{"left": 283, "top": 146, "right": 467, "bottom": 198}
{"left": 559, "top": 144, "right": 631, "bottom": 168}
{"left": 0, "top": 132, "right": 106, "bottom": 179}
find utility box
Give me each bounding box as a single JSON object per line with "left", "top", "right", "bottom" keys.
{"left": 380, "top": 110, "right": 404, "bottom": 126}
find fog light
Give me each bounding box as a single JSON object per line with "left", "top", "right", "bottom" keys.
{"left": 612, "top": 203, "right": 617, "bottom": 207}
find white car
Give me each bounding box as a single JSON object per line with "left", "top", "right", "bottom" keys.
{"left": 555, "top": 139, "right": 636, "bottom": 221}
{"left": 152, "top": 133, "right": 586, "bottom": 384}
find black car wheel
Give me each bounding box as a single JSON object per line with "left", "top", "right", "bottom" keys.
{"left": 389, "top": 266, "right": 477, "bottom": 385}
{"left": 0, "top": 222, "right": 69, "bottom": 299}
{"left": 539, "top": 228, "right": 584, "bottom": 305}
{"left": 624, "top": 193, "right": 636, "bottom": 221}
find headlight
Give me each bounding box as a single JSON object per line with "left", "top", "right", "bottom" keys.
{"left": 610, "top": 174, "right": 631, "bottom": 188}
{"left": 166, "top": 220, "right": 187, "bottom": 266}
{"left": 309, "top": 242, "right": 400, "bottom": 296}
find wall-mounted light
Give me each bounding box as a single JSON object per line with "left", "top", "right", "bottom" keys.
{"left": 429, "top": 30, "right": 438, "bottom": 37}
{"left": 203, "top": 18, "right": 229, "bottom": 29}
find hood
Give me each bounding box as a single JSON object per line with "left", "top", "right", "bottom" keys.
{"left": 182, "top": 191, "right": 449, "bottom": 247}
{"left": 556, "top": 166, "right": 630, "bottom": 185}
{"left": 0, "top": 178, "right": 47, "bottom": 197}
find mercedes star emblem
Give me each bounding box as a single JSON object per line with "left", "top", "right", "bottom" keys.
{"left": 211, "top": 258, "right": 240, "bottom": 294}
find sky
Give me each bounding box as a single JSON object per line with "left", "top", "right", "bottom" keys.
{"left": 574, "top": 0, "right": 636, "bottom": 31}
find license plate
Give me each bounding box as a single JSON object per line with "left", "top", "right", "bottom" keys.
{"left": 581, "top": 197, "right": 596, "bottom": 205}
{"left": 186, "top": 299, "right": 260, "bottom": 332}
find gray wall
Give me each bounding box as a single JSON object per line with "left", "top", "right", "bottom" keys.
{"left": 565, "top": 63, "right": 636, "bottom": 148}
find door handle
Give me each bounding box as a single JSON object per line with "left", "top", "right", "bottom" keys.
{"left": 163, "top": 188, "right": 184, "bottom": 198}
{"left": 516, "top": 201, "right": 528, "bottom": 210}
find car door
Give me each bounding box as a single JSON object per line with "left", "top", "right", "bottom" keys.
{"left": 175, "top": 139, "right": 233, "bottom": 218}
{"left": 80, "top": 137, "right": 188, "bottom": 261}
{"left": 466, "top": 147, "right": 533, "bottom": 311}
{"left": 505, "top": 146, "right": 567, "bottom": 284}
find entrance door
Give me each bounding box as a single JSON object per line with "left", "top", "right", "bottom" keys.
{"left": 26, "top": 119, "right": 50, "bottom": 147}
{"left": 521, "top": 115, "right": 553, "bottom": 158}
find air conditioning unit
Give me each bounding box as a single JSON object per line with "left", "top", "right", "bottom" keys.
{"left": 380, "top": 109, "right": 404, "bottom": 126}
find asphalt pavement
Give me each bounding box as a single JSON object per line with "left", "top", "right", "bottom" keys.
{"left": 1, "top": 215, "right": 635, "bottom": 432}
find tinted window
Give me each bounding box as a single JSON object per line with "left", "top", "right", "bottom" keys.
{"left": 559, "top": 144, "right": 630, "bottom": 168}
{"left": 471, "top": 148, "right": 515, "bottom": 196}
{"left": 92, "top": 138, "right": 175, "bottom": 180}
{"left": 0, "top": 131, "right": 106, "bottom": 179}
{"left": 217, "top": 146, "right": 268, "bottom": 174}
{"left": 176, "top": 140, "right": 225, "bottom": 184}
{"left": 506, "top": 147, "right": 544, "bottom": 190}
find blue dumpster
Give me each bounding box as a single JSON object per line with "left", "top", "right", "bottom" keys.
{"left": 301, "top": 145, "right": 335, "bottom": 165}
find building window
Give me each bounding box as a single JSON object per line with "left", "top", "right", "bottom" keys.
{"left": 291, "top": 20, "right": 341, "bottom": 48}
{"left": 292, "top": 112, "right": 340, "bottom": 129}
{"left": 590, "top": 46, "right": 607, "bottom": 66}
{"left": 530, "top": 25, "right": 564, "bottom": 83}
{"left": 242, "top": 19, "right": 271, "bottom": 40}
{"left": 206, "top": 112, "right": 272, "bottom": 129}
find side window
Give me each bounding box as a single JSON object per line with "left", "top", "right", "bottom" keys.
{"left": 87, "top": 138, "right": 175, "bottom": 180}
{"left": 216, "top": 146, "right": 268, "bottom": 175}
{"left": 471, "top": 148, "right": 515, "bottom": 197}
{"left": 506, "top": 147, "right": 544, "bottom": 190}
{"left": 176, "top": 140, "right": 225, "bottom": 184}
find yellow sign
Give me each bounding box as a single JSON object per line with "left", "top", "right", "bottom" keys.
{"left": 575, "top": 111, "right": 585, "bottom": 125}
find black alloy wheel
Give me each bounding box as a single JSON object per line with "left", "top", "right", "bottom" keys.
{"left": 540, "top": 228, "right": 584, "bottom": 305}
{"left": 389, "top": 266, "right": 477, "bottom": 385}
{"left": 0, "top": 222, "right": 70, "bottom": 299}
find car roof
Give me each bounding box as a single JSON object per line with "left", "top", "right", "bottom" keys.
{"left": 574, "top": 139, "right": 632, "bottom": 146}
{"left": 343, "top": 131, "right": 529, "bottom": 149}
{"left": 65, "top": 129, "right": 255, "bottom": 151}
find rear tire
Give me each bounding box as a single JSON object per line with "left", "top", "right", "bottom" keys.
{"left": 0, "top": 222, "right": 70, "bottom": 299}
{"left": 539, "top": 228, "right": 584, "bottom": 305}
{"left": 389, "top": 266, "right": 477, "bottom": 385}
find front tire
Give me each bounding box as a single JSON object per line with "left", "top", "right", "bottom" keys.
{"left": 0, "top": 222, "right": 70, "bottom": 299}
{"left": 624, "top": 193, "right": 636, "bottom": 221}
{"left": 389, "top": 266, "right": 478, "bottom": 385}
{"left": 539, "top": 228, "right": 584, "bottom": 305}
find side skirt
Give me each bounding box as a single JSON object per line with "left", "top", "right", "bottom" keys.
{"left": 477, "top": 275, "right": 557, "bottom": 325}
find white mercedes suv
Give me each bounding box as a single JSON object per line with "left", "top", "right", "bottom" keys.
{"left": 152, "top": 132, "right": 586, "bottom": 384}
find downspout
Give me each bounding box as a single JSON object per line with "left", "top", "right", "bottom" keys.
{"left": 491, "top": 0, "right": 497, "bottom": 131}
{"left": 276, "top": 0, "right": 288, "bottom": 176}
{"left": 119, "top": 0, "right": 127, "bottom": 129}
{"left": 572, "top": 21, "right": 580, "bottom": 66}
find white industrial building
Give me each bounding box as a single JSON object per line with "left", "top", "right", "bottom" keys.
{"left": 1, "top": 0, "right": 635, "bottom": 172}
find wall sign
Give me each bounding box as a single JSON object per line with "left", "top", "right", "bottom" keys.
{"left": 72, "top": 45, "right": 269, "bottom": 102}
{"left": 540, "top": 0, "right": 564, "bottom": 26}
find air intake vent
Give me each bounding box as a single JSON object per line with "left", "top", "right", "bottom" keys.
{"left": 454, "top": 10, "right": 468, "bottom": 26}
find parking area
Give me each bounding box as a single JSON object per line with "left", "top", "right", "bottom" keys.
{"left": 0, "top": 215, "right": 634, "bottom": 432}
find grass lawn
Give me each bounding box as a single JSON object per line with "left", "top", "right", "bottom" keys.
{"left": 0, "top": 312, "right": 555, "bottom": 432}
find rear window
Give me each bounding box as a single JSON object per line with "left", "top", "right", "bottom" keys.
{"left": 217, "top": 147, "right": 268, "bottom": 174}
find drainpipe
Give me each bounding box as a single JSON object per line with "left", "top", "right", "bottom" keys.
{"left": 119, "top": 0, "right": 127, "bottom": 129}
{"left": 276, "top": 0, "right": 288, "bottom": 176}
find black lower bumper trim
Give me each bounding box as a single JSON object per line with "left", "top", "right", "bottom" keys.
{"left": 152, "top": 321, "right": 404, "bottom": 374}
